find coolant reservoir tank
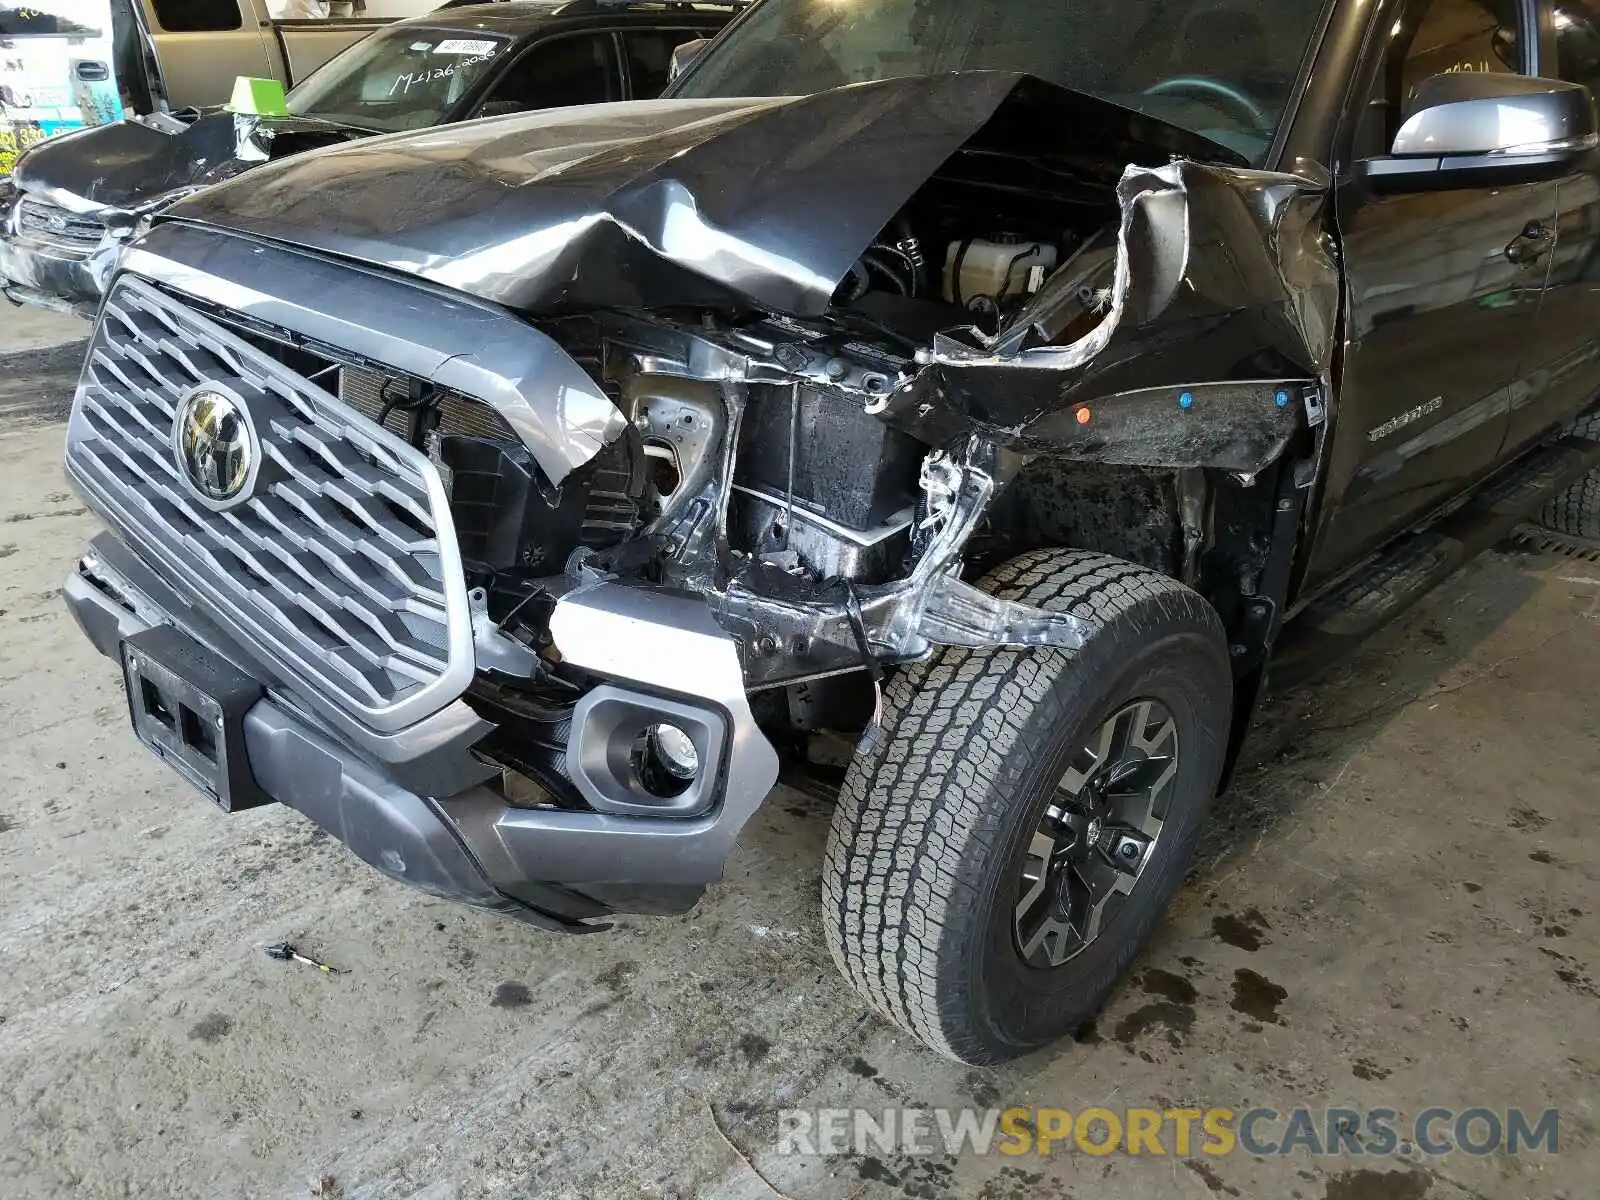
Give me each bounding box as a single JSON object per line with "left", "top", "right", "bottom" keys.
{"left": 943, "top": 239, "right": 1059, "bottom": 308}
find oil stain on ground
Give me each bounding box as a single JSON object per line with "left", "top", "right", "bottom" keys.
{"left": 595, "top": 959, "right": 638, "bottom": 992}
{"left": 1184, "top": 1158, "right": 1242, "bottom": 1196}
{"left": 1212, "top": 907, "right": 1273, "bottom": 951}
{"left": 1231, "top": 968, "right": 1288, "bottom": 1024}
{"left": 853, "top": 1153, "right": 955, "bottom": 1197}
{"left": 189, "top": 1012, "right": 233, "bottom": 1042}
{"left": 490, "top": 981, "right": 533, "bottom": 1009}
{"left": 1140, "top": 967, "right": 1198, "bottom": 1005}
{"left": 1352, "top": 1057, "right": 1391, "bottom": 1081}
{"left": 976, "top": 1166, "right": 1048, "bottom": 1200}
{"left": 1323, "top": 1167, "right": 1431, "bottom": 1200}
{"left": 1113, "top": 969, "right": 1199, "bottom": 1048}
{"left": 1113, "top": 1002, "right": 1195, "bottom": 1048}
{"left": 1508, "top": 805, "right": 1549, "bottom": 831}
{"left": 1553, "top": 961, "right": 1599, "bottom": 999}
{"left": 848, "top": 1057, "right": 879, "bottom": 1080}
{"left": 3, "top": 508, "right": 88, "bottom": 523}
{"left": 963, "top": 1071, "right": 1000, "bottom": 1108}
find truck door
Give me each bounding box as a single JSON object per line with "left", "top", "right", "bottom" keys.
{"left": 1505, "top": 0, "right": 1600, "bottom": 452}
{"left": 275, "top": 21, "right": 388, "bottom": 90}
{"left": 138, "top": 0, "right": 272, "bottom": 110}
{"left": 1306, "top": 0, "right": 1558, "bottom": 584}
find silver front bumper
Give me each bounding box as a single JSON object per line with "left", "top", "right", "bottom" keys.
{"left": 65, "top": 534, "right": 782, "bottom": 924}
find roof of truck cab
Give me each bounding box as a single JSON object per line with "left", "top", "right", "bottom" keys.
{"left": 408, "top": 0, "right": 744, "bottom": 33}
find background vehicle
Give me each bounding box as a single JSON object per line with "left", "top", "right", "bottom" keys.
{"left": 59, "top": 0, "right": 1600, "bottom": 1064}
{"left": 121, "top": 0, "right": 389, "bottom": 112}
{"left": 0, "top": 0, "right": 738, "bottom": 311}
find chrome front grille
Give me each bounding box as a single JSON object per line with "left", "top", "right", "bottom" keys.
{"left": 65, "top": 276, "right": 473, "bottom": 732}
{"left": 17, "top": 198, "right": 107, "bottom": 252}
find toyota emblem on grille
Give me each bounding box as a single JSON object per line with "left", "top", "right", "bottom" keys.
{"left": 173, "top": 386, "right": 256, "bottom": 507}
{"left": 46, "top": 211, "right": 70, "bottom": 234}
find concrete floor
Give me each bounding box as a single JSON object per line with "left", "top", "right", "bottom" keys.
{"left": 2, "top": 306, "right": 87, "bottom": 353}
{"left": 0, "top": 322, "right": 1595, "bottom": 1200}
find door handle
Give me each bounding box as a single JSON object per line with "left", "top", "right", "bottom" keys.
{"left": 1505, "top": 220, "right": 1554, "bottom": 265}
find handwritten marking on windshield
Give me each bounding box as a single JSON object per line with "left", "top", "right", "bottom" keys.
{"left": 389, "top": 50, "right": 497, "bottom": 97}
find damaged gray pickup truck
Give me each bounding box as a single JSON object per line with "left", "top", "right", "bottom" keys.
{"left": 61, "top": 0, "right": 1600, "bottom": 1064}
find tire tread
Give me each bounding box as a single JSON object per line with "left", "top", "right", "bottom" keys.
{"left": 1539, "top": 412, "right": 1600, "bottom": 540}
{"left": 821, "top": 549, "right": 1224, "bottom": 1061}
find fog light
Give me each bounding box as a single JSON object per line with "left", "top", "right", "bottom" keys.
{"left": 569, "top": 686, "right": 725, "bottom": 817}
{"left": 634, "top": 723, "right": 699, "bottom": 798}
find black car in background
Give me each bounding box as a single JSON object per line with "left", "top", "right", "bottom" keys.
{"left": 0, "top": 0, "right": 740, "bottom": 313}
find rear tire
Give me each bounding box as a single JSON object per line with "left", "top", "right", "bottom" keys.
{"left": 821, "top": 549, "right": 1232, "bottom": 1064}
{"left": 1538, "top": 414, "right": 1600, "bottom": 541}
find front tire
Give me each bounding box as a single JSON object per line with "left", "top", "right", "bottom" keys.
{"left": 1537, "top": 413, "right": 1600, "bottom": 542}
{"left": 821, "top": 550, "right": 1232, "bottom": 1064}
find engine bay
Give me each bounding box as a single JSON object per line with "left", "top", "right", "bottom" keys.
{"left": 321, "top": 160, "right": 1124, "bottom": 650}
{"left": 414, "top": 203, "right": 1115, "bottom": 640}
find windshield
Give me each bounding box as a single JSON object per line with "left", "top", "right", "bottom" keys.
{"left": 674, "top": 0, "right": 1327, "bottom": 163}
{"left": 286, "top": 27, "right": 512, "bottom": 133}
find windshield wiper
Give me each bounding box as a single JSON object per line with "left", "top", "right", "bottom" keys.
{"left": 285, "top": 110, "right": 387, "bottom": 134}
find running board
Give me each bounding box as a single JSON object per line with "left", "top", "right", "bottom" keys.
{"left": 1284, "top": 435, "right": 1600, "bottom": 660}
{"left": 1513, "top": 523, "right": 1600, "bottom": 562}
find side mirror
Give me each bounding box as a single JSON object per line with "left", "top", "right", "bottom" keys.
{"left": 1361, "top": 72, "right": 1597, "bottom": 192}
{"left": 668, "top": 38, "right": 711, "bottom": 83}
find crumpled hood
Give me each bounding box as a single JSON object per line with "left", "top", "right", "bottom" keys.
{"left": 12, "top": 111, "right": 366, "bottom": 214}
{"left": 164, "top": 73, "right": 1238, "bottom": 317}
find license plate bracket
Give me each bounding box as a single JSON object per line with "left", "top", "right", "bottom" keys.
{"left": 121, "top": 625, "right": 270, "bottom": 812}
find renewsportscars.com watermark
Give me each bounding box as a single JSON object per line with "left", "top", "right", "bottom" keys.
{"left": 777, "top": 1106, "right": 1560, "bottom": 1159}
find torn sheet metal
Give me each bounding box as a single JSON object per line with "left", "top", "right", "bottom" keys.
{"left": 162, "top": 74, "right": 1240, "bottom": 318}
{"left": 872, "top": 159, "right": 1339, "bottom": 473}
{"left": 717, "top": 443, "right": 1086, "bottom": 689}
